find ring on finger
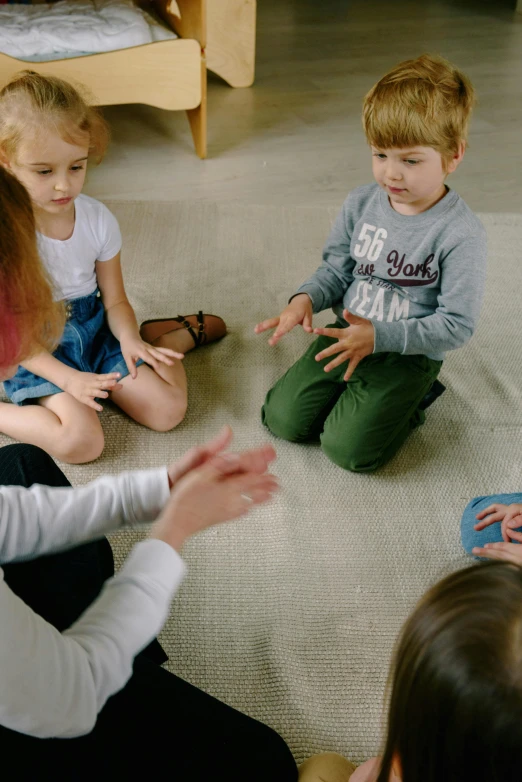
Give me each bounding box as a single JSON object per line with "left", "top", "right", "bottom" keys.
{"left": 241, "top": 493, "right": 254, "bottom": 504}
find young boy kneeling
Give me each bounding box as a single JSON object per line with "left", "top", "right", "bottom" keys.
{"left": 256, "top": 53, "right": 487, "bottom": 473}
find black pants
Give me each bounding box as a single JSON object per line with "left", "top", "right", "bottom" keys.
{"left": 0, "top": 444, "right": 298, "bottom": 782}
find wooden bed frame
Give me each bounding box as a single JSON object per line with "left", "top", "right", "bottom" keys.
{"left": 0, "top": 0, "right": 257, "bottom": 159}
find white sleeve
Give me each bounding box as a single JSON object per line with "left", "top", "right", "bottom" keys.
{"left": 0, "top": 468, "right": 170, "bottom": 564}
{"left": 0, "top": 539, "right": 186, "bottom": 737}
{"left": 96, "top": 202, "right": 122, "bottom": 261}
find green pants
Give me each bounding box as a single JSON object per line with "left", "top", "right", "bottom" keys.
{"left": 262, "top": 325, "right": 442, "bottom": 473}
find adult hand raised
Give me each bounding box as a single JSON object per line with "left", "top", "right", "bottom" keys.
{"left": 152, "top": 438, "right": 278, "bottom": 551}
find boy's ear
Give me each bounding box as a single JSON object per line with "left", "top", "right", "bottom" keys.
{"left": 446, "top": 141, "right": 466, "bottom": 174}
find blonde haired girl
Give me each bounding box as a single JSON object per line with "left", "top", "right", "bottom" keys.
{"left": 0, "top": 71, "right": 226, "bottom": 464}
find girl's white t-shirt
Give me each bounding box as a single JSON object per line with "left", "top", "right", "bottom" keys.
{"left": 37, "top": 193, "right": 122, "bottom": 302}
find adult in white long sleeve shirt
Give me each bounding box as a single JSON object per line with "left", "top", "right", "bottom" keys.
{"left": 0, "top": 167, "right": 297, "bottom": 781}
{"left": 0, "top": 434, "right": 297, "bottom": 781}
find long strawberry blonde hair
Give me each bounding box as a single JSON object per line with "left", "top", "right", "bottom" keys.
{"left": 0, "top": 167, "right": 65, "bottom": 368}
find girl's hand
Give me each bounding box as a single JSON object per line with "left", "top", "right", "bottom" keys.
{"left": 119, "top": 335, "right": 184, "bottom": 379}
{"left": 151, "top": 442, "right": 278, "bottom": 551}
{"left": 474, "top": 503, "right": 522, "bottom": 543}
{"left": 255, "top": 294, "right": 313, "bottom": 346}
{"left": 63, "top": 370, "right": 123, "bottom": 412}
{"left": 314, "top": 309, "right": 375, "bottom": 382}
{"left": 472, "top": 541, "right": 522, "bottom": 565}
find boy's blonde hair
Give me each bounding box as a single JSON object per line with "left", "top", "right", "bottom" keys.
{"left": 0, "top": 71, "right": 109, "bottom": 161}
{"left": 362, "top": 54, "right": 475, "bottom": 164}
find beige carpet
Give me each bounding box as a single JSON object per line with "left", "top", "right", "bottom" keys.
{"left": 2, "top": 203, "right": 521, "bottom": 765}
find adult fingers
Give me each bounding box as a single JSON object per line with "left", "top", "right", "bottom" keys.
{"left": 232, "top": 473, "right": 280, "bottom": 504}
{"left": 254, "top": 317, "right": 280, "bottom": 335}
{"left": 170, "top": 426, "right": 234, "bottom": 484}
{"left": 211, "top": 444, "right": 277, "bottom": 477}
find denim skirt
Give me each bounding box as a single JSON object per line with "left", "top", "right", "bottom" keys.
{"left": 4, "top": 289, "right": 141, "bottom": 405}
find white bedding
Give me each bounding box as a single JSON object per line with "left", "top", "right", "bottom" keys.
{"left": 0, "top": 0, "right": 176, "bottom": 61}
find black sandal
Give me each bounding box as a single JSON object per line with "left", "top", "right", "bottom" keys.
{"left": 140, "top": 311, "right": 227, "bottom": 348}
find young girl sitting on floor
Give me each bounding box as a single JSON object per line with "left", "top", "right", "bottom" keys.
{"left": 298, "top": 560, "right": 522, "bottom": 781}
{"left": 0, "top": 71, "right": 226, "bottom": 464}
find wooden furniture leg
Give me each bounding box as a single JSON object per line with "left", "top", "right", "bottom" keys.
{"left": 187, "top": 57, "right": 207, "bottom": 158}
{"left": 206, "top": 0, "right": 256, "bottom": 88}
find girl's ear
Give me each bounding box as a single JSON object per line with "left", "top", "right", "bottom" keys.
{"left": 391, "top": 752, "right": 402, "bottom": 780}
{"left": 0, "top": 148, "right": 11, "bottom": 169}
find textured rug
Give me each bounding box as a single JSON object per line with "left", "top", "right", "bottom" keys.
{"left": 2, "top": 203, "right": 521, "bottom": 765}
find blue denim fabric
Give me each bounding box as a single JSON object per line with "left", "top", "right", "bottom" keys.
{"left": 461, "top": 492, "right": 522, "bottom": 557}
{"left": 4, "top": 289, "right": 143, "bottom": 405}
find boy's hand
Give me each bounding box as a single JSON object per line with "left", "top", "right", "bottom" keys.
{"left": 314, "top": 309, "right": 375, "bottom": 382}
{"left": 472, "top": 541, "right": 522, "bottom": 565}
{"left": 474, "top": 502, "right": 522, "bottom": 543}
{"left": 119, "top": 334, "right": 184, "bottom": 380}
{"left": 255, "top": 294, "right": 313, "bottom": 346}
{"left": 63, "top": 370, "right": 123, "bottom": 412}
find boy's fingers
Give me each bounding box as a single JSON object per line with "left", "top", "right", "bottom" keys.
{"left": 324, "top": 352, "right": 350, "bottom": 373}
{"left": 302, "top": 312, "right": 313, "bottom": 332}
{"left": 315, "top": 342, "right": 345, "bottom": 361}
{"left": 255, "top": 317, "right": 279, "bottom": 334}
{"left": 343, "top": 355, "right": 362, "bottom": 382}
{"left": 314, "top": 327, "right": 343, "bottom": 339}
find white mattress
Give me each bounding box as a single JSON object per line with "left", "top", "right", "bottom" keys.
{"left": 0, "top": 0, "right": 176, "bottom": 61}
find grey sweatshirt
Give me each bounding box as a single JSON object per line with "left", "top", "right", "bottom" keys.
{"left": 296, "top": 183, "right": 487, "bottom": 360}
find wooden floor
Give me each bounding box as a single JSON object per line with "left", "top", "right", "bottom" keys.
{"left": 89, "top": 0, "right": 522, "bottom": 212}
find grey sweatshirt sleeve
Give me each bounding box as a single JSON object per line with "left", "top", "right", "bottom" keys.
{"left": 372, "top": 231, "right": 487, "bottom": 355}
{"left": 295, "top": 199, "right": 355, "bottom": 311}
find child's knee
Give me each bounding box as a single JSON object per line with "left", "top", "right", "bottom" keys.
{"left": 262, "top": 396, "right": 308, "bottom": 443}
{"left": 58, "top": 427, "right": 105, "bottom": 464}
{"left": 321, "top": 431, "right": 380, "bottom": 473}
{"left": 146, "top": 394, "right": 187, "bottom": 432}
